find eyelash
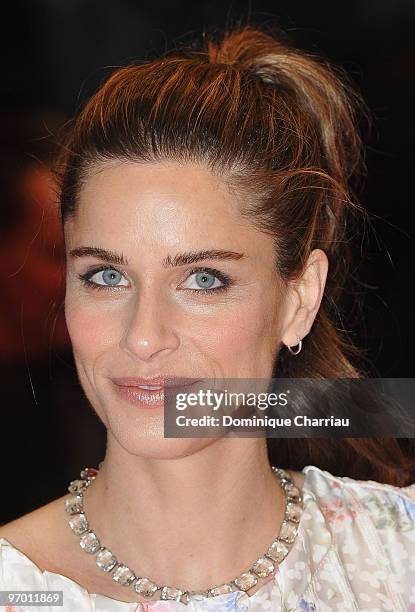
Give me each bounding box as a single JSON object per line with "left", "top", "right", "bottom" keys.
{"left": 77, "top": 266, "right": 234, "bottom": 295}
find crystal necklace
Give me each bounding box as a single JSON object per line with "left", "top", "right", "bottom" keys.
{"left": 64, "top": 463, "right": 303, "bottom": 605}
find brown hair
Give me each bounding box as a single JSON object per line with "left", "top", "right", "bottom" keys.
{"left": 57, "top": 24, "right": 415, "bottom": 486}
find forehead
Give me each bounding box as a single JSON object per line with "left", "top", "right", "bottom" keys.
{"left": 76, "top": 160, "right": 241, "bottom": 224}
{"left": 65, "top": 160, "right": 275, "bottom": 266}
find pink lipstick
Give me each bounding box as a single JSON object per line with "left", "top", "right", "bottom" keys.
{"left": 110, "top": 376, "right": 200, "bottom": 409}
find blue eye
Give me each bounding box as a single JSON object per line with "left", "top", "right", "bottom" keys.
{"left": 180, "top": 267, "right": 233, "bottom": 295}
{"left": 183, "top": 271, "right": 222, "bottom": 290}
{"left": 78, "top": 267, "right": 129, "bottom": 289}
{"left": 78, "top": 266, "right": 233, "bottom": 295}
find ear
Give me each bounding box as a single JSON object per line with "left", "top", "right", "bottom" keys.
{"left": 281, "top": 249, "right": 328, "bottom": 348}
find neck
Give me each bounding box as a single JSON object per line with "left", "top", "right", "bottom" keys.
{"left": 84, "top": 436, "right": 286, "bottom": 591}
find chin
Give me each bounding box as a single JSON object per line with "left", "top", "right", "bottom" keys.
{"left": 126, "top": 438, "right": 217, "bottom": 459}
{"left": 111, "top": 431, "right": 217, "bottom": 460}
{"left": 94, "top": 390, "right": 219, "bottom": 460}
{"left": 107, "top": 419, "right": 218, "bottom": 459}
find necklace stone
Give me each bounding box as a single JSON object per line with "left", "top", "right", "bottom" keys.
{"left": 64, "top": 463, "right": 303, "bottom": 605}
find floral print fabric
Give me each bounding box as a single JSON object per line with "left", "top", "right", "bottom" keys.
{"left": 1, "top": 464, "right": 414, "bottom": 611}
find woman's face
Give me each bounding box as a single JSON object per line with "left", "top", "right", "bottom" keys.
{"left": 64, "top": 160, "right": 287, "bottom": 458}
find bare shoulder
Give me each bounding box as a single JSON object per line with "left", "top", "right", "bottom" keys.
{"left": 0, "top": 496, "right": 153, "bottom": 602}
{"left": 0, "top": 494, "right": 70, "bottom": 570}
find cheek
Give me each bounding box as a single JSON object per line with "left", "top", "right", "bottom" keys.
{"left": 198, "top": 303, "right": 277, "bottom": 361}
{"left": 64, "top": 298, "right": 119, "bottom": 359}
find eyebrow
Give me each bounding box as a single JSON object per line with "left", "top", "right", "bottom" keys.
{"left": 68, "top": 246, "right": 245, "bottom": 267}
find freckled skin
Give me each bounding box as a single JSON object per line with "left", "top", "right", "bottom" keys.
{"left": 64, "top": 159, "right": 328, "bottom": 461}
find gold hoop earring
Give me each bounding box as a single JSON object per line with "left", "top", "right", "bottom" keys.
{"left": 286, "top": 338, "right": 302, "bottom": 355}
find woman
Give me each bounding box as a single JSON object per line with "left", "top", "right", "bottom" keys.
{"left": 0, "top": 24, "right": 414, "bottom": 611}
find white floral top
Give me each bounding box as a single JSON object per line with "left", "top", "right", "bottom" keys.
{"left": 1, "top": 464, "right": 415, "bottom": 611}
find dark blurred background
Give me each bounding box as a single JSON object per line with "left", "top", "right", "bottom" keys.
{"left": 1, "top": 1, "right": 414, "bottom": 523}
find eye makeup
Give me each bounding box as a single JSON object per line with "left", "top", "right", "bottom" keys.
{"left": 77, "top": 265, "right": 235, "bottom": 295}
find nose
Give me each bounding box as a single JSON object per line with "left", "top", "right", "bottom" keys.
{"left": 119, "top": 288, "right": 180, "bottom": 362}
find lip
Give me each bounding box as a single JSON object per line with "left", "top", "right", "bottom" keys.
{"left": 110, "top": 376, "right": 202, "bottom": 410}
{"left": 112, "top": 384, "right": 166, "bottom": 408}
{"left": 111, "top": 376, "right": 200, "bottom": 388}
